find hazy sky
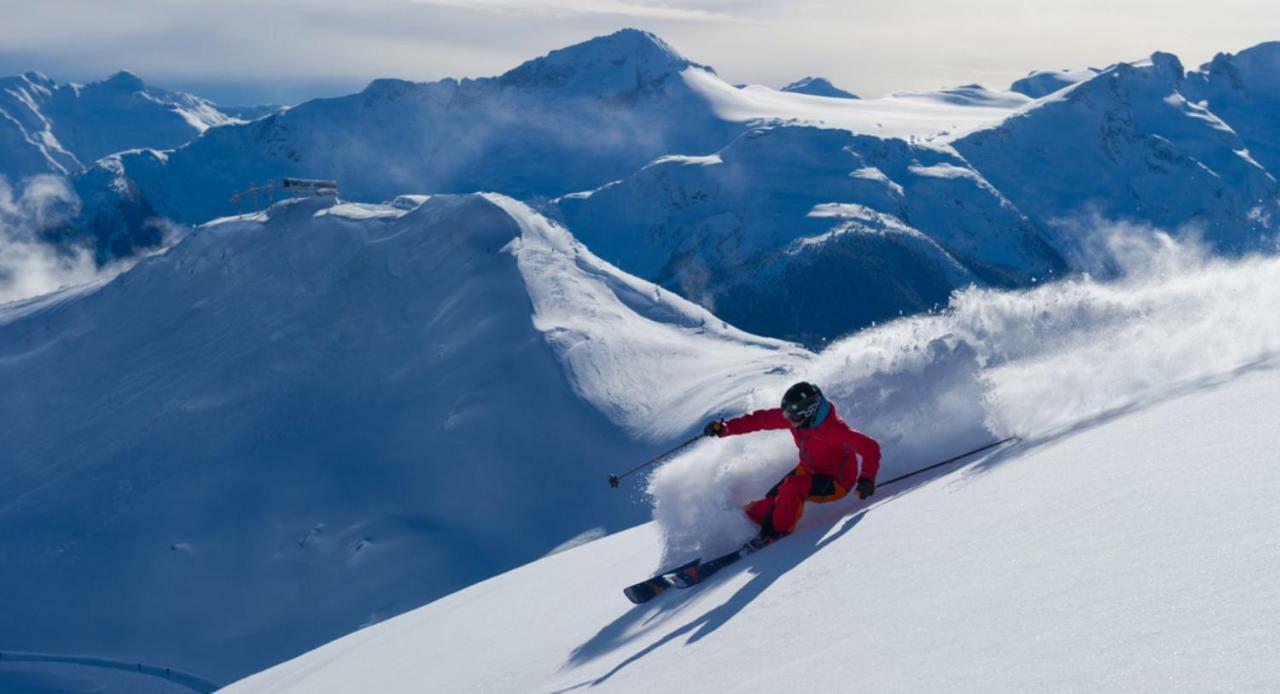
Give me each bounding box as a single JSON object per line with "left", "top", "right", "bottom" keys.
{"left": 1, "top": 0, "right": 1277, "bottom": 105}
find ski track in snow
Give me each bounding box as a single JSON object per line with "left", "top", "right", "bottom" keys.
{"left": 0, "top": 650, "right": 218, "bottom": 693}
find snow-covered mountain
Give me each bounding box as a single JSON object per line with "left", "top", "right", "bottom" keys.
{"left": 226, "top": 237, "right": 1280, "bottom": 694}
{"left": 955, "top": 52, "right": 1280, "bottom": 267}
{"left": 0, "top": 70, "right": 236, "bottom": 177}
{"left": 83, "top": 30, "right": 740, "bottom": 230}
{"left": 556, "top": 124, "right": 1064, "bottom": 343}
{"left": 780, "top": 76, "right": 859, "bottom": 99}
{"left": 0, "top": 193, "right": 803, "bottom": 685}
{"left": 66, "top": 30, "right": 1027, "bottom": 262}
{"left": 1183, "top": 41, "right": 1280, "bottom": 175}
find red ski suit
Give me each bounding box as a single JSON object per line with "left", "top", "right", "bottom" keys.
{"left": 724, "top": 401, "right": 881, "bottom": 535}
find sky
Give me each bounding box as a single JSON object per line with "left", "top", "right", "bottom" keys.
{"left": 1, "top": 0, "right": 1278, "bottom": 105}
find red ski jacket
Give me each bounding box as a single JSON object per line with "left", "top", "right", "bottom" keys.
{"left": 723, "top": 401, "right": 880, "bottom": 488}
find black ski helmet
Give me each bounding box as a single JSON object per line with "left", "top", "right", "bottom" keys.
{"left": 781, "top": 382, "right": 823, "bottom": 425}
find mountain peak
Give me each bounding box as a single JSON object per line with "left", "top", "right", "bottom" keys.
{"left": 781, "top": 76, "right": 859, "bottom": 99}
{"left": 1193, "top": 41, "right": 1280, "bottom": 97}
{"left": 1145, "top": 51, "right": 1185, "bottom": 83}
{"left": 1066, "top": 51, "right": 1185, "bottom": 99}
{"left": 102, "top": 70, "right": 146, "bottom": 92}
{"left": 1204, "top": 40, "right": 1280, "bottom": 70}
{"left": 497, "top": 29, "right": 708, "bottom": 95}
{"left": 1009, "top": 68, "right": 1101, "bottom": 98}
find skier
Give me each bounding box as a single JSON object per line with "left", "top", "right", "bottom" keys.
{"left": 704, "top": 382, "right": 880, "bottom": 545}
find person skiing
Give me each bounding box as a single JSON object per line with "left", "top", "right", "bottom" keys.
{"left": 704, "top": 382, "right": 880, "bottom": 544}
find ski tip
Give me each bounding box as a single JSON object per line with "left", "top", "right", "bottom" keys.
{"left": 622, "top": 557, "right": 702, "bottom": 604}
{"left": 623, "top": 579, "right": 668, "bottom": 604}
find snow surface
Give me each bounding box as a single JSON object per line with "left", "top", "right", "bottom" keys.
{"left": 687, "top": 69, "right": 1028, "bottom": 141}
{"left": 0, "top": 194, "right": 800, "bottom": 683}
{"left": 226, "top": 243, "right": 1280, "bottom": 692}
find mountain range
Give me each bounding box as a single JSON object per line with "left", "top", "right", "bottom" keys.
{"left": 18, "top": 29, "right": 1275, "bottom": 343}
{"left": 0, "top": 70, "right": 237, "bottom": 178}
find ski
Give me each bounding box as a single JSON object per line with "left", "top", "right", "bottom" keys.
{"left": 623, "top": 557, "right": 700, "bottom": 604}
{"left": 664, "top": 536, "right": 777, "bottom": 590}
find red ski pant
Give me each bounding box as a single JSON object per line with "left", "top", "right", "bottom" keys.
{"left": 744, "top": 465, "right": 849, "bottom": 535}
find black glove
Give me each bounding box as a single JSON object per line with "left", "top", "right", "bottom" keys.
{"left": 703, "top": 420, "right": 726, "bottom": 437}
{"left": 856, "top": 477, "right": 876, "bottom": 499}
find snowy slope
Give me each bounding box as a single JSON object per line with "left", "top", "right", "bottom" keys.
{"left": 0, "top": 70, "right": 236, "bottom": 177}
{"left": 556, "top": 123, "right": 1064, "bottom": 344}
{"left": 1184, "top": 42, "right": 1280, "bottom": 175}
{"left": 227, "top": 245, "right": 1280, "bottom": 693}
{"left": 693, "top": 71, "right": 1030, "bottom": 141}
{"left": 0, "top": 72, "right": 82, "bottom": 177}
{"left": 0, "top": 193, "right": 800, "bottom": 684}
{"left": 955, "top": 53, "right": 1280, "bottom": 266}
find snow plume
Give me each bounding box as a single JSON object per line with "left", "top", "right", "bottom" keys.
{"left": 647, "top": 225, "right": 1280, "bottom": 565}
{"left": 0, "top": 175, "right": 98, "bottom": 304}
{"left": 974, "top": 233, "right": 1280, "bottom": 438}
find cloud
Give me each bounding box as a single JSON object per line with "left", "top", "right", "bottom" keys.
{"left": 0, "top": 175, "right": 114, "bottom": 304}
{"left": 411, "top": 0, "right": 739, "bottom": 21}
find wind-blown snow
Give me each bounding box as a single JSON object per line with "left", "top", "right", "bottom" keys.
{"left": 645, "top": 230, "right": 1280, "bottom": 564}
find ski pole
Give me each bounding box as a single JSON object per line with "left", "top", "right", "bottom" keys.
{"left": 877, "top": 436, "right": 1020, "bottom": 489}
{"left": 609, "top": 434, "right": 705, "bottom": 488}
